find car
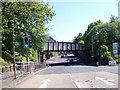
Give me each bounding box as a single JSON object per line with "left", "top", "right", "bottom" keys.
{"left": 61, "top": 54, "right": 64, "bottom": 58}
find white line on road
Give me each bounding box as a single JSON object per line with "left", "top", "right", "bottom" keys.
{"left": 74, "top": 81, "right": 82, "bottom": 88}
{"left": 39, "top": 79, "right": 51, "bottom": 88}
{"left": 15, "top": 67, "right": 49, "bottom": 87}
{"left": 95, "top": 77, "right": 116, "bottom": 86}
{"left": 68, "top": 73, "right": 72, "bottom": 78}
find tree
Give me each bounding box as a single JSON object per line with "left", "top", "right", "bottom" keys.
{"left": 110, "top": 15, "right": 118, "bottom": 22}
{"left": 101, "top": 45, "right": 113, "bottom": 60}
{"left": 83, "top": 20, "right": 103, "bottom": 59}
{"left": 2, "top": 1, "right": 55, "bottom": 61}
{"left": 74, "top": 16, "right": 120, "bottom": 62}
{"left": 73, "top": 33, "right": 84, "bottom": 57}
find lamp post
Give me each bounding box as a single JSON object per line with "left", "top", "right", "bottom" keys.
{"left": 91, "top": 34, "right": 94, "bottom": 63}
{"left": 97, "top": 32, "right": 101, "bottom": 66}
{"left": 12, "top": 4, "right": 16, "bottom": 79}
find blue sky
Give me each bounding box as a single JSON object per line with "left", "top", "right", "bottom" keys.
{"left": 46, "top": 1, "right": 119, "bottom": 42}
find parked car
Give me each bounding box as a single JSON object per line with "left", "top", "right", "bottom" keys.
{"left": 61, "top": 54, "right": 64, "bottom": 58}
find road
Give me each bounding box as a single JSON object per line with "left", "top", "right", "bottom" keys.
{"left": 8, "top": 55, "right": 119, "bottom": 88}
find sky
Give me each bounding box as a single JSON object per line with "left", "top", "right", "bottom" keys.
{"left": 45, "top": 0, "right": 119, "bottom": 42}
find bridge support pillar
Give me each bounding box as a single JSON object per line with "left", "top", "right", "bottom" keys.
{"left": 37, "top": 51, "right": 40, "bottom": 64}
{"left": 40, "top": 52, "right": 44, "bottom": 64}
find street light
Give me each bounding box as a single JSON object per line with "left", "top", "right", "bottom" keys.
{"left": 12, "top": 4, "right": 16, "bottom": 79}
{"left": 91, "top": 34, "right": 94, "bottom": 63}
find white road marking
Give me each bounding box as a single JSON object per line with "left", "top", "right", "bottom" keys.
{"left": 95, "top": 77, "right": 116, "bottom": 86}
{"left": 15, "top": 67, "right": 49, "bottom": 87}
{"left": 74, "top": 81, "right": 82, "bottom": 88}
{"left": 39, "top": 79, "right": 51, "bottom": 88}
{"left": 104, "top": 79, "right": 115, "bottom": 82}
{"left": 68, "top": 73, "right": 72, "bottom": 78}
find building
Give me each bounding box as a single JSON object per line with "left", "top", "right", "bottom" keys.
{"left": 48, "top": 36, "right": 56, "bottom": 42}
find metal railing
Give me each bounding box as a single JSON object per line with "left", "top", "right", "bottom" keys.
{"left": 0, "top": 63, "right": 46, "bottom": 80}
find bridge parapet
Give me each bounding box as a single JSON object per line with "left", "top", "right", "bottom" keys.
{"left": 44, "top": 42, "right": 85, "bottom": 51}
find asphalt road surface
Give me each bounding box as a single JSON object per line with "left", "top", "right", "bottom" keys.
{"left": 11, "top": 55, "right": 119, "bottom": 89}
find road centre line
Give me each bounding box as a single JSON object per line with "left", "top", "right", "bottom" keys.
{"left": 74, "top": 81, "right": 82, "bottom": 88}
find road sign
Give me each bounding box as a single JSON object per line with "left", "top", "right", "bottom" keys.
{"left": 113, "top": 42, "right": 118, "bottom": 55}
{"left": 113, "top": 50, "right": 118, "bottom": 55}
{"left": 113, "top": 42, "right": 118, "bottom": 50}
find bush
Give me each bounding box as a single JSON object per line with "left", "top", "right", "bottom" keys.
{"left": 0, "top": 57, "right": 10, "bottom": 66}
{"left": 115, "top": 59, "right": 120, "bottom": 64}
{"left": 100, "top": 45, "right": 113, "bottom": 61}
{"left": 101, "top": 45, "right": 108, "bottom": 53}
{"left": 107, "top": 56, "right": 114, "bottom": 61}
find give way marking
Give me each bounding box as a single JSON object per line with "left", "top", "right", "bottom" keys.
{"left": 39, "top": 79, "right": 51, "bottom": 88}
{"left": 95, "top": 77, "right": 116, "bottom": 86}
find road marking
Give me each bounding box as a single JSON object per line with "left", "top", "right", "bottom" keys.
{"left": 39, "top": 79, "right": 51, "bottom": 88}
{"left": 74, "top": 81, "right": 81, "bottom": 88}
{"left": 95, "top": 77, "right": 116, "bottom": 86}
{"left": 15, "top": 67, "right": 49, "bottom": 87}
{"left": 68, "top": 73, "right": 72, "bottom": 78}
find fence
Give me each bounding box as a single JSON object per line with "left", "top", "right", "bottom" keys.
{"left": 0, "top": 63, "right": 46, "bottom": 80}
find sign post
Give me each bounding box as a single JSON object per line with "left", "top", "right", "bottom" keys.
{"left": 110, "top": 42, "right": 118, "bottom": 65}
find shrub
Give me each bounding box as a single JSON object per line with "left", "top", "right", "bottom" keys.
{"left": 100, "top": 45, "right": 113, "bottom": 61}
{"left": 0, "top": 57, "right": 9, "bottom": 66}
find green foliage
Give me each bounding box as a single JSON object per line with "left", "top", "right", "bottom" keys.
{"left": 2, "top": 51, "right": 13, "bottom": 63}
{"left": 0, "top": 57, "right": 12, "bottom": 66}
{"left": 15, "top": 52, "right": 26, "bottom": 62}
{"left": 73, "top": 33, "right": 84, "bottom": 43}
{"left": 2, "top": 1, "right": 55, "bottom": 63}
{"left": 73, "top": 33, "right": 84, "bottom": 56}
{"left": 79, "top": 40, "right": 84, "bottom": 44}
{"left": 73, "top": 15, "right": 120, "bottom": 61}
{"left": 29, "top": 49, "right": 37, "bottom": 61}
{"left": 101, "top": 45, "right": 108, "bottom": 53}
{"left": 2, "top": 2, "right": 55, "bottom": 50}
{"left": 110, "top": 15, "right": 118, "bottom": 22}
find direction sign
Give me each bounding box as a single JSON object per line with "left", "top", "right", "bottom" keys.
{"left": 113, "top": 42, "right": 118, "bottom": 55}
